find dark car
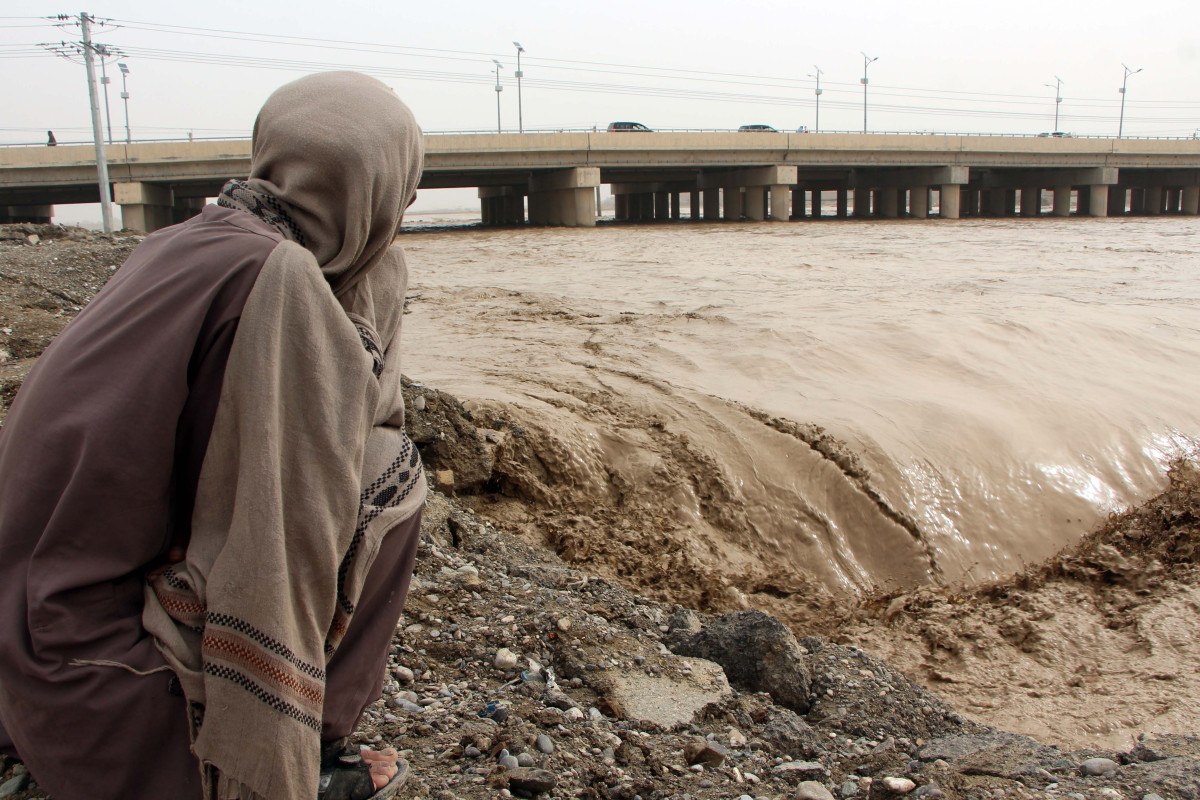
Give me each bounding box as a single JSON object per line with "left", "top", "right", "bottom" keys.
{"left": 607, "top": 121, "right": 653, "bottom": 132}
{"left": 738, "top": 124, "right": 778, "bottom": 132}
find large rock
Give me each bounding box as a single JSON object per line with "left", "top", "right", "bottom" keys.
{"left": 402, "top": 377, "right": 493, "bottom": 493}
{"left": 670, "top": 610, "right": 812, "bottom": 713}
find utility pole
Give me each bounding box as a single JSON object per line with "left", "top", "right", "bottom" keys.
{"left": 118, "top": 62, "right": 131, "bottom": 144}
{"left": 861, "top": 52, "right": 878, "bottom": 133}
{"left": 80, "top": 12, "right": 114, "bottom": 232}
{"left": 1117, "top": 63, "right": 1141, "bottom": 139}
{"left": 97, "top": 44, "right": 114, "bottom": 144}
{"left": 492, "top": 60, "right": 504, "bottom": 133}
{"left": 1045, "top": 76, "right": 1063, "bottom": 132}
{"left": 513, "top": 42, "right": 525, "bottom": 133}
{"left": 809, "top": 65, "right": 823, "bottom": 132}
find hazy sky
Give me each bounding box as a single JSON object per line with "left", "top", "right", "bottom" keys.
{"left": 3, "top": 0, "right": 1199, "bottom": 220}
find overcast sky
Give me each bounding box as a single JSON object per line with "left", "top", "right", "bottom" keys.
{"left": 3, "top": 0, "right": 1198, "bottom": 219}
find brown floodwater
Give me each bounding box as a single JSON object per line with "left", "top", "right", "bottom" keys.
{"left": 399, "top": 215, "right": 1200, "bottom": 594}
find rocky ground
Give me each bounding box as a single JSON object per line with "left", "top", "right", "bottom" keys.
{"left": 2, "top": 224, "right": 1199, "bottom": 800}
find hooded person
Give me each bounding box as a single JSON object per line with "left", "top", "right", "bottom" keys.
{"left": 0, "top": 72, "right": 427, "bottom": 800}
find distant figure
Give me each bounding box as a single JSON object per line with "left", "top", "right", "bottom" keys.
{"left": 46, "top": 131, "right": 56, "bottom": 147}
{"left": 187, "top": 130, "right": 194, "bottom": 142}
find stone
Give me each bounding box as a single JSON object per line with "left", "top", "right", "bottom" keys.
{"left": 392, "top": 665, "right": 415, "bottom": 683}
{"left": 1143, "top": 794, "right": 1166, "bottom": 800}
{"left": 433, "top": 469, "right": 456, "bottom": 493}
{"left": 0, "top": 773, "right": 30, "bottom": 798}
{"left": 412, "top": 394, "right": 426, "bottom": 411}
{"left": 671, "top": 610, "right": 813, "bottom": 713}
{"left": 494, "top": 647, "right": 520, "bottom": 670}
{"left": 880, "top": 776, "right": 916, "bottom": 793}
{"left": 841, "top": 780, "right": 861, "bottom": 797}
{"left": 773, "top": 760, "right": 825, "bottom": 777}
{"left": 912, "top": 785, "right": 944, "bottom": 799}
{"left": 516, "top": 752, "right": 535, "bottom": 767}
{"left": 796, "top": 781, "right": 837, "bottom": 800}
{"left": 589, "top": 656, "right": 731, "bottom": 728}
{"left": 498, "top": 753, "right": 520, "bottom": 770}
{"left": 1080, "top": 757, "right": 1119, "bottom": 777}
{"left": 506, "top": 767, "right": 557, "bottom": 797}
{"left": 563, "top": 707, "right": 584, "bottom": 721}
{"left": 24, "top": 234, "right": 39, "bottom": 246}
{"left": 535, "top": 734, "right": 555, "bottom": 754}
{"left": 729, "top": 727, "right": 748, "bottom": 748}
{"left": 683, "top": 737, "right": 728, "bottom": 767}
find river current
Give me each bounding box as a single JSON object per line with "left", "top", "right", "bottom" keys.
{"left": 400, "top": 214, "right": 1200, "bottom": 593}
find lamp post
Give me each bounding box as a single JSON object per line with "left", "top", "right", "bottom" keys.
{"left": 1044, "top": 75, "right": 1063, "bottom": 132}
{"left": 118, "top": 61, "right": 130, "bottom": 144}
{"left": 809, "top": 65, "right": 823, "bottom": 132}
{"left": 860, "top": 52, "right": 878, "bottom": 133}
{"left": 513, "top": 42, "right": 525, "bottom": 133}
{"left": 492, "top": 59, "right": 504, "bottom": 133}
{"left": 97, "top": 46, "right": 114, "bottom": 144}
{"left": 1117, "top": 63, "right": 1141, "bottom": 139}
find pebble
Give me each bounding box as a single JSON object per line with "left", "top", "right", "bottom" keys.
{"left": 840, "top": 780, "right": 860, "bottom": 798}
{"left": 494, "top": 648, "right": 520, "bottom": 670}
{"left": 912, "top": 785, "right": 944, "bottom": 799}
{"left": 535, "top": 734, "right": 555, "bottom": 754}
{"left": 0, "top": 773, "right": 30, "bottom": 798}
{"left": 881, "top": 776, "right": 916, "bottom": 794}
{"left": 772, "top": 760, "right": 825, "bottom": 776}
{"left": 497, "top": 754, "right": 520, "bottom": 770}
{"left": 683, "top": 737, "right": 728, "bottom": 767}
{"left": 795, "top": 781, "right": 836, "bottom": 800}
{"left": 391, "top": 666, "right": 415, "bottom": 683}
{"left": 563, "top": 707, "right": 584, "bottom": 721}
{"left": 729, "top": 727, "right": 748, "bottom": 748}
{"left": 1080, "top": 757, "right": 1119, "bottom": 777}
{"left": 505, "top": 767, "right": 557, "bottom": 795}
{"left": 516, "top": 752, "right": 535, "bottom": 767}
{"left": 464, "top": 746, "right": 481, "bottom": 759}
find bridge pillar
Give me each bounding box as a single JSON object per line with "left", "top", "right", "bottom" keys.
{"left": 964, "top": 189, "right": 979, "bottom": 217}
{"left": 811, "top": 190, "right": 823, "bottom": 219}
{"left": 939, "top": 185, "right": 960, "bottom": 219}
{"left": 1183, "top": 186, "right": 1200, "bottom": 215}
{"left": 743, "top": 187, "right": 765, "bottom": 221}
{"left": 1166, "top": 188, "right": 1181, "bottom": 213}
{"left": 689, "top": 190, "right": 701, "bottom": 220}
{"left": 0, "top": 204, "right": 53, "bottom": 224}
{"left": 1107, "top": 187, "right": 1127, "bottom": 215}
{"left": 172, "top": 197, "right": 207, "bottom": 225}
{"left": 1129, "top": 188, "right": 1145, "bottom": 215}
{"left": 1144, "top": 186, "right": 1164, "bottom": 216}
{"left": 791, "top": 188, "right": 805, "bottom": 219}
{"left": 836, "top": 188, "right": 848, "bottom": 218}
{"left": 909, "top": 186, "right": 928, "bottom": 219}
{"left": 669, "top": 192, "right": 681, "bottom": 220}
{"left": 1051, "top": 186, "right": 1072, "bottom": 217}
{"left": 1020, "top": 187, "right": 1040, "bottom": 217}
{"left": 879, "top": 188, "right": 899, "bottom": 218}
{"left": 1088, "top": 184, "right": 1110, "bottom": 217}
{"left": 723, "top": 187, "right": 743, "bottom": 221}
{"left": 768, "top": 185, "right": 789, "bottom": 221}
{"left": 613, "top": 194, "right": 628, "bottom": 221}
{"left": 654, "top": 191, "right": 669, "bottom": 220}
{"left": 528, "top": 168, "right": 599, "bottom": 227}
{"left": 852, "top": 188, "right": 870, "bottom": 217}
{"left": 702, "top": 189, "right": 720, "bottom": 220}
{"left": 115, "top": 181, "right": 173, "bottom": 232}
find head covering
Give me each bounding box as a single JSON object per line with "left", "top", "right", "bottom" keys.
{"left": 246, "top": 71, "right": 423, "bottom": 297}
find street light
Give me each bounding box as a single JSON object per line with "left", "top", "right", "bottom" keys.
{"left": 513, "top": 42, "right": 525, "bottom": 133}
{"left": 1117, "top": 63, "right": 1142, "bottom": 139}
{"left": 860, "top": 52, "right": 879, "bottom": 133}
{"left": 118, "top": 61, "right": 130, "bottom": 144}
{"left": 809, "top": 65, "right": 823, "bottom": 132}
{"left": 492, "top": 59, "right": 504, "bottom": 134}
{"left": 1044, "top": 76, "right": 1063, "bottom": 132}
{"left": 97, "top": 45, "right": 114, "bottom": 144}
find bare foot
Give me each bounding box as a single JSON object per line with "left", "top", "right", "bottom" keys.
{"left": 359, "top": 746, "right": 398, "bottom": 791}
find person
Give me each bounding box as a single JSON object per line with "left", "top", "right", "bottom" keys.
{"left": 0, "top": 72, "right": 427, "bottom": 800}
{"left": 46, "top": 130, "right": 56, "bottom": 146}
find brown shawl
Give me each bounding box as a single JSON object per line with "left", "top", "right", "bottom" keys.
{"left": 141, "top": 72, "right": 426, "bottom": 800}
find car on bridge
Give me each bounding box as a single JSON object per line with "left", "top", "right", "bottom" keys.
{"left": 607, "top": 121, "right": 653, "bottom": 132}
{"left": 1037, "top": 131, "right": 1074, "bottom": 138}
{"left": 738, "top": 124, "right": 778, "bottom": 132}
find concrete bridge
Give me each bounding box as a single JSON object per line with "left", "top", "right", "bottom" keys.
{"left": 1, "top": 132, "right": 1198, "bottom": 230}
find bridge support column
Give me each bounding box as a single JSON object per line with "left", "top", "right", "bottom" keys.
{"left": 744, "top": 187, "right": 765, "bottom": 221}
{"left": 769, "top": 185, "right": 789, "bottom": 221}
{"left": 689, "top": 190, "right": 700, "bottom": 220}
{"left": 1166, "top": 188, "right": 1181, "bottom": 213}
{"left": 528, "top": 168, "right": 599, "bottom": 227}
{"left": 964, "top": 189, "right": 979, "bottom": 217}
{"left": 1129, "top": 188, "right": 1145, "bottom": 215}
{"left": 939, "top": 185, "right": 960, "bottom": 219}
{"left": 1051, "top": 186, "right": 1072, "bottom": 217}
{"left": 1088, "top": 184, "right": 1110, "bottom": 218}
{"left": 1107, "top": 187, "right": 1127, "bottom": 216}
{"left": 614, "top": 194, "right": 629, "bottom": 221}
{"left": 910, "top": 186, "right": 928, "bottom": 219}
{"left": 811, "top": 190, "right": 823, "bottom": 219}
{"left": 853, "top": 188, "right": 870, "bottom": 217}
{"left": 836, "top": 189, "right": 848, "bottom": 218}
{"left": 115, "top": 181, "right": 173, "bottom": 232}
{"left": 654, "top": 191, "right": 669, "bottom": 220}
{"left": 1145, "top": 186, "right": 1164, "bottom": 216}
{"left": 1183, "top": 186, "right": 1200, "bottom": 215}
{"left": 880, "top": 188, "right": 899, "bottom": 218}
{"left": 702, "top": 189, "right": 720, "bottom": 220}
{"left": 670, "top": 192, "right": 681, "bottom": 220}
{"left": 0, "top": 204, "right": 53, "bottom": 224}
{"left": 723, "top": 187, "right": 743, "bottom": 220}
{"left": 1020, "top": 187, "right": 1040, "bottom": 217}
{"left": 791, "top": 188, "right": 805, "bottom": 219}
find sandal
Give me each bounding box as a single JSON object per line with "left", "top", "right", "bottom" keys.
{"left": 317, "top": 738, "right": 410, "bottom": 800}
